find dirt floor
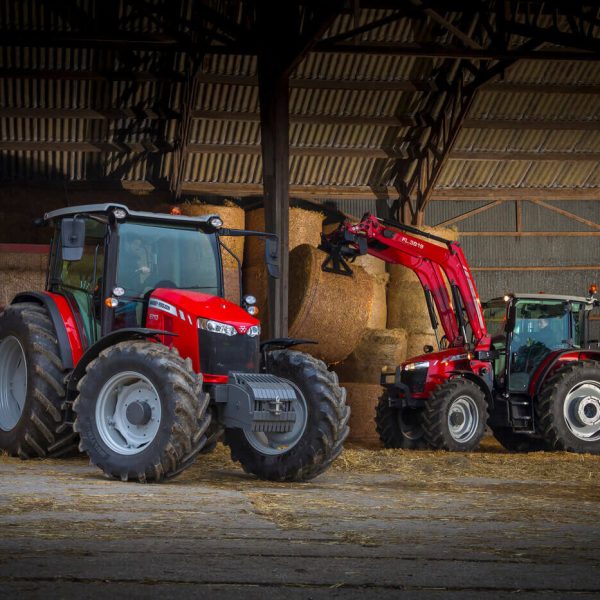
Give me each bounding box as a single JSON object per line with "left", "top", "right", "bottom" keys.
{"left": 1, "top": 438, "right": 599, "bottom": 599}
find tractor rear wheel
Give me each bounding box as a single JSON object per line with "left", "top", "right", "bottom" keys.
{"left": 224, "top": 350, "right": 350, "bottom": 481}
{"left": 538, "top": 361, "right": 600, "bottom": 454}
{"left": 0, "top": 303, "right": 76, "bottom": 458}
{"left": 375, "top": 391, "right": 428, "bottom": 449}
{"left": 74, "top": 341, "right": 210, "bottom": 482}
{"left": 421, "top": 378, "right": 488, "bottom": 451}
{"left": 490, "top": 426, "right": 549, "bottom": 453}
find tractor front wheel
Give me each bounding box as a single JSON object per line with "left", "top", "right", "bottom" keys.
{"left": 375, "top": 391, "right": 428, "bottom": 449}
{"left": 224, "top": 350, "right": 350, "bottom": 481}
{"left": 422, "top": 378, "right": 488, "bottom": 451}
{"left": 538, "top": 361, "right": 600, "bottom": 454}
{"left": 74, "top": 341, "right": 210, "bottom": 482}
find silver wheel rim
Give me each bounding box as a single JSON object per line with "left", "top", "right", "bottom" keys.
{"left": 95, "top": 371, "right": 162, "bottom": 455}
{"left": 447, "top": 395, "right": 479, "bottom": 443}
{"left": 563, "top": 380, "right": 600, "bottom": 441}
{"left": 244, "top": 386, "right": 308, "bottom": 456}
{"left": 0, "top": 336, "right": 28, "bottom": 431}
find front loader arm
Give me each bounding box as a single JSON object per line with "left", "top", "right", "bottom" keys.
{"left": 320, "top": 214, "right": 489, "bottom": 349}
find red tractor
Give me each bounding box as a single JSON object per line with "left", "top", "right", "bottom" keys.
{"left": 0, "top": 204, "right": 349, "bottom": 482}
{"left": 321, "top": 213, "right": 600, "bottom": 454}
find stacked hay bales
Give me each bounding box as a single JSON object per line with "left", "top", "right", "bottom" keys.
{"left": 334, "top": 328, "right": 408, "bottom": 384}
{"left": 180, "top": 201, "right": 245, "bottom": 304}
{"left": 288, "top": 244, "right": 373, "bottom": 364}
{"left": 343, "top": 383, "right": 384, "bottom": 448}
{"left": 243, "top": 207, "right": 325, "bottom": 334}
{"left": 0, "top": 250, "right": 48, "bottom": 309}
{"left": 387, "top": 225, "right": 459, "bottom": 358}
{"left": 335, "top": 329, "right": 408, "bottom": 448}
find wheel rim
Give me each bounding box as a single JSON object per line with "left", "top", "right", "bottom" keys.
{"left": 0, "top": 336, "right": 28, "bottom": 432}
{"left": 397, "top": 409, "right": 424, "bottom": 441}
{"left": 95, "top": 371, "right": 162, "bottom": 455}
{"left": 244, "top": 385, "right": 308, "bottom": 456}
{"left": 563, "top": 380, "right": 600, "bottom": 442}
{"left": 447, "top": 395, "right": 479, "bottom": 443}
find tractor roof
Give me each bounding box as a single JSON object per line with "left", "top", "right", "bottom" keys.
{"left": 491, "top": 293, "right": 594, "bottom": 305}
{"left": 44, "top": 203, "right": 220, "bottom": 228}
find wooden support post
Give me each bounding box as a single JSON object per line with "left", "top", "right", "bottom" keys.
{"left": 258, "top": 60, "right": 290, "bottom": 338}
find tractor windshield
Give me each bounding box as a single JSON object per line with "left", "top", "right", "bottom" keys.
{"left": 114, "top": 221, "right": 221, "bottom": 328}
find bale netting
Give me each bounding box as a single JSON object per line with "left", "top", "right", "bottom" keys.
{"left": 180, "top": 201, "right": 245, "bottom": 269}
{"left": 333, "top": 328, "right": 408, "bottom": 384}
{"left": 367, "top": 272, "right": 389, "bottom": 329}
{"left": 343, "top": 383, "right": 384, "bottom": 448}
{"left": 245, "top": 207, "right": 324, "bottom": 267}
{"left": 353, "top": 253, "right": 386, "bottom": 278}
{"left": 288, "top": 244, "right": 373, "bottom": 364}
{"left": 406, "top": 330, "right": 438, "bottom": 360}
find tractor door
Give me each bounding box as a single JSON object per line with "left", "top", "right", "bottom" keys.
{"left": 507, "top": 299, "right": 570, "bottom": 393}
{"left": 49, "top": 217, "right": 107, "bottom": 347}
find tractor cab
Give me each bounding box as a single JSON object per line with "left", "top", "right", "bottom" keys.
{"left": 483, "top": 292, "right": 598, "bottom": 394}
{"left": 47, "top": 204, "right": 228, "bottom": 347}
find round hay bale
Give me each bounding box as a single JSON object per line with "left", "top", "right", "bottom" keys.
{"left": 223, "top": 267, "right": 241, "bottom": 305}
{"left": 406, "top": 331, "right": 437, "bottom": 359}
{"left": 245, "top": 207, "right": 324, "bottom": 266}
{"left": 367, "top": 272, "right": 388, "bottom": 329}
{"left": 387, "top": 280, "right": 432, "bottom": 331}
{"left": 353, "top": 253, "right": 386, "bottom": 277}
{"left": 386, "top": 225, "right": 458, "bottom": 332}
{"left": 242, "top": 264, "right": 270, "bottom": 334}
{"left": 343, "top": 383, "right": 384, "bottom": 448}
{"left": 289, "top": 244, "right": 373, "bottom": 364}
{"left": 180, "top": 201, "right": 245, "bottom": 269}
{"left": 333, "top": 328, "right": 408, "bottom": 384}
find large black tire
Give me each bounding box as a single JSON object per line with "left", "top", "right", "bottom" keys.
{"left": 422, "top": 378, "right": 488, "bottom": 451}
{"left": 73, "top": 341, "right": 210, "bottom": 482}
{"left": 537, "top": 360, "right": 600, "bottom": 454}
{"left": 490, "top": 426, "right": 549, "bottom": 453}
{"left": 224, "top": 350, "right": 350, "bottom": 481}
{"left": 375, "top": 390, "right": 428, "bottom": 449}
{"left": 0, "top": 303, "right": 77, "bottom": 458}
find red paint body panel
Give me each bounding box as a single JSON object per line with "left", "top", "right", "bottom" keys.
{"left": 145, "top": 288, "right": 259, "bottom": 376}
{"left": 528, "top": 349, "right": 600, "bottom": 395}
{"left": 44, "top": 291, "right": 85, "bottom": 365}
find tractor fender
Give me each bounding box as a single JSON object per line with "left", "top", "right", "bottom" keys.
{"left": 529, "top": 348, "right": 600, "bottom": 398}
{"left": 11, "top": 291, "right": 75, "bottom": 369}
{"left": 66, "top": 328, "right": 177, "bottom": 392}
{"left": 448, "top": 370, "right": 494, "bottom": 408}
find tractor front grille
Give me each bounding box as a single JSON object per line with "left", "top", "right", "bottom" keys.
{"left": 400, "top": 368, "right": 427, "bottom": 393}
{"left": 199, "top": 329, "right": 259, "bottom": 376}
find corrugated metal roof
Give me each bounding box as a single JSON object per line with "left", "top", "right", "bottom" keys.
{"left": 0, "top": 2, "right": 598, "bottom": 197}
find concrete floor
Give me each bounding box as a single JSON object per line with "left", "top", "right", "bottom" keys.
{"left": 1, "top": 443, "right": 599, "bottom": 599}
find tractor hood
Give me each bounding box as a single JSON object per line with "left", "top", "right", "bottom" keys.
{"left": 401, "top": 347, "right": 472, "bottom": 371}
{"left": 149, "top": 288, "right": 260, "bottom": 333}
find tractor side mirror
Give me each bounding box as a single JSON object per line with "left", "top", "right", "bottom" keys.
{"left": 61, "top": 217, "right": 85, "bottom": 261}
{"left": 265, "top": 237, "right": 279, "bottom": 279}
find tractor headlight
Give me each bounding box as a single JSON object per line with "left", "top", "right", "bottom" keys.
{"left": 198, "top": 318, "right": 237, "bottom": 336}
{"left": 209, "top": 216, "right": 223, "bottom": 229}
{"left": 247, "top": 325, "right": 261, "bottom": 337}
{"left": 404, "top": 361, "right": 430, "bottom": 371}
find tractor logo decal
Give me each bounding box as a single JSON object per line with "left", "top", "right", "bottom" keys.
{"left": 148, "top": 299, "right": 178, "bottom": 316}
{"left": 238, "top": 325, "right": 247, "bottom": 333}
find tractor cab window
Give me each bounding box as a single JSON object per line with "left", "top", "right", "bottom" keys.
{"left": 114, "top": 221, "right": 221, "bottom": 328}
{"left": 52, "top": 217, "right": 107, "bottom": 346}
{"left": 483, "top": 300, "right": 509, "bottom": 382}
{"left": 509, "top": 299, "right": 569, "bottom": 392}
